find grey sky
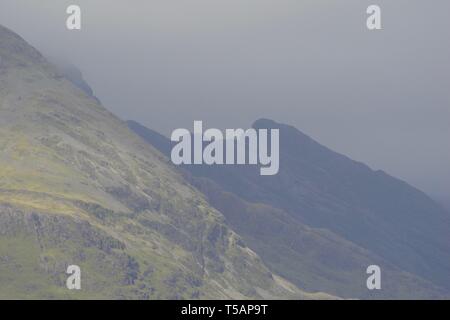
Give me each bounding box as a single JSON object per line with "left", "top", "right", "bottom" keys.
{"left": 0, "top": 0, "right": 449, "bottom": 202}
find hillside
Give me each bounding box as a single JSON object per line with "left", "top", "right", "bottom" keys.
{"left": 0, "top": 25, "right": 323, "bottom": 299}
{"left": 128, "top": 119, "right": 450, "bottom": 299}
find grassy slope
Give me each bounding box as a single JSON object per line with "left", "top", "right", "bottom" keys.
{"left": 0, "top": 25, "right": 325, "bottom": 299}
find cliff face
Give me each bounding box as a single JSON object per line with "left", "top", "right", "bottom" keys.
{"left": 0, "top": 25, "right": 318, "bottom": 299}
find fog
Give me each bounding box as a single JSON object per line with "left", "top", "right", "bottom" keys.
{"left": 0, "top": 0, "right": 449, "bottom": 202}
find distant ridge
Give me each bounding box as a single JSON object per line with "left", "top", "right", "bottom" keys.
{"left": 129, "top": 119, "right": 450, "bottom": 299}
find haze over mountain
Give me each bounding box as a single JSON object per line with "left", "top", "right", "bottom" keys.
{"left": 1, "top": 22, "right": 447, "bottom": 300}
{"left": 49, "top": 57, "right": 98, "bottom": 103}
{"left": 2, "top": 0, "right": 448, "bottom": 204}
{"left": 128, "top": 119, "right": 450, "bottom": 299}
{"left": 0, "top": 24, "right": 322, "bottom": 299}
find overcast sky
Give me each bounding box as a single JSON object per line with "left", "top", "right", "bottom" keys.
{"left": 0, "top": 0, "right": 449, "bottom": 202}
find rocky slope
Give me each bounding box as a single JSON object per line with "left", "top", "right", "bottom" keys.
{"left": 0, "top": 25, "right": 325, "bottom": 299}
{"left": 128, "top": 119, "right": 450, "bottom": 299}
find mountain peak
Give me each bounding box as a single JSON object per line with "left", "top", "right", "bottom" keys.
{"left": 252, "top": 118, "right": 278, "bottom": 128}
{"left": 49, "top": 57, "right": 97, "bottom": 99}
{"left": 0, "top": 24, "right": 45, "bottom": 68}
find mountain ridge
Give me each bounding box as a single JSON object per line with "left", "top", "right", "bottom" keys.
{"left": 127, "top": 118, "right": 450, "bottom": 299}
{"left": 0, "top": 24, "right": 322, "bottom": 299}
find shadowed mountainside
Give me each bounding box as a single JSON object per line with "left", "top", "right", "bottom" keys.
{"left": 127, "top": 119, "right": 450, "bottom": 299}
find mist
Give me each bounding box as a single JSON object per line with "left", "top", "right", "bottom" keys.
{"left": 0, "top": 0, "right": 449, "bottom": 202}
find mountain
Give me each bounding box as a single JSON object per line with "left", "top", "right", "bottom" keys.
{"left": 127, "top": 119, "right": 450, "bottom": 299}
{"left": 49, "top": 57, "right": 98, "bottom": 102}
{"left": 0, "top": 25, "right": 324, "bottom": 299}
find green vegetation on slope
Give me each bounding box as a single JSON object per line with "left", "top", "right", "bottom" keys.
{"left": 0, "top": 24, "right": 322, "bottom": 299}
